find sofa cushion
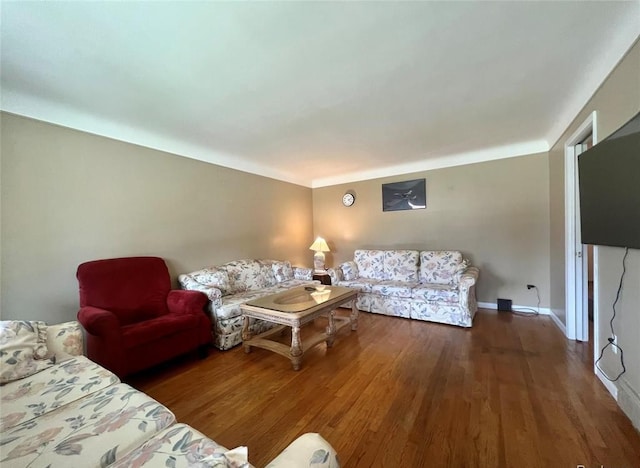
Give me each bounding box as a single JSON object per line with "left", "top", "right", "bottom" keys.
{"left": 256, "top": 260, "right": 279, "bottom": 287}
{"left": 122, "top": 314, "right": 203, "bottom": 349}
{"left": 370, "top": 295, "right": 411, "bottom": 318}
{"left": 45, "top": 321, "right": 84, "bottom": 361}
{"left": 419, "top": 251, "right": 464, "bottom": 285}
{"left": 411, "top": 284, "right": 460, "bottom": 303}
{"left": 0, "top": 356, "right": 119, "bottom": 432}
{"left": 354, "top": 250, "right": 384, "bottom": 280}
{"left": 341, "top": 261, "right": 359, "bottom": 281}
{"left": 225, "top": 260, "right": 268, "bottom": 292}
{"left": 189, "top": 268, "right": 231, "bottom": 296}
{"left": 371, "top": 280, "right": 418, "bottom": 298}
{"left": 215, "top": 287, "right": 283, "bottom": 320}
{"left": 272, "top": 260, "right": 294, "bottom": 282}
{"left": 0, "top": 321, "right": 54, "bottom": 384}
{"left": 337, "top": 278, "right": 378, "bottom": 293}
{"left": 411, "top": 301, "right": 470, "bottom": 326}
{"left": 383, "top": 250, "right": 419, "bottom": 282}
{"left": 110, "top": 423, "right": 250, "bottom": 468}
{"left": 0, "top": 383, "right": 175, "bottom": 467}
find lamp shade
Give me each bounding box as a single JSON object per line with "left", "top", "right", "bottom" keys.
{"left": 309, "top": 237, "right": 330, "bottom": 252}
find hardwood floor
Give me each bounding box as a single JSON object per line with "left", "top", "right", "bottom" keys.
{"left": 128, "top": 309, "right": 640, "bottom": 467}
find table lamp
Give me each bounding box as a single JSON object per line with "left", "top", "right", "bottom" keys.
{"left": 309, "top": 237, "right": 330, "bottom": 273}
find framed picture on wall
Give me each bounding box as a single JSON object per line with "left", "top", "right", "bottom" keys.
{"left": 382, "top": 178, "right": 426, "bottom": 212}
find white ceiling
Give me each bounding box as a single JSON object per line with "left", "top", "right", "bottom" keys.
{"left": 1, "top": 1, "right": 639, "bottom": 188}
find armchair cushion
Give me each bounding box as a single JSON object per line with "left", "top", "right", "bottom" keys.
{"left": 122, "top": 314, "right": 203, "bottom": 348}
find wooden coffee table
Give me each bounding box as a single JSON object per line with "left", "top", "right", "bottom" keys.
{"left": 241, "top": 286, "right": 358, "bottom": 370}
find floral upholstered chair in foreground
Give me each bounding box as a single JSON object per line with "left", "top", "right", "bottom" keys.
{"left": 76, "top": 256, "right": 211, "bottom": 378}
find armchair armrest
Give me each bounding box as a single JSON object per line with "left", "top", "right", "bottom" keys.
{"left": 293, "top": 266, "right": 313, "bottom": 281}
{"left": 167, "top": 290, "right": 208, "bottom": 316}
{"left": 77, "top": 306, "right": 121, "bottom": 338}
{"left": 77, "top": 306, "right": 125, "bottom": 377}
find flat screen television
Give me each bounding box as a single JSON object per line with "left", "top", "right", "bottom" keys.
{"left": 578, "top": 111, "right": 640, "bottom": 249}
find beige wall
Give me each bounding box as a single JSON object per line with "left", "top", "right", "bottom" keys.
{"left": 548, "top": 39, "right": 640, "bottom": 429}
{"left": 0, "top": 113, "right": 313, "bottom": 323}
{"left": 312, "top": 153, "right": 550, "bottom": 308}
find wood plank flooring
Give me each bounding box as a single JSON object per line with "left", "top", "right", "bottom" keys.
{"left": 128, "top": 309, "right": 640, "bottom": 467}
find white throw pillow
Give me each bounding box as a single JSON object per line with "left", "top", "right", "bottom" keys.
{"left": 273, "top": 261, "right": 294, "bottom": 282}
{"left": 341, "top": 261, "right": 359, "bottom": 281}
{"left": 45, "top": 321, "right": 84, "bottom": 361}
{"left": 0, "top": 320, "right": 54, "bottom": 384}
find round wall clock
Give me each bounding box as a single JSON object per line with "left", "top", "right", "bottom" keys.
{"left": 342, "top": 192, "right": 355, "bottom": 207}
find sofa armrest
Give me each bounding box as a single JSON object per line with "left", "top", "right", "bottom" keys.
{"left": 293, "top": 266, "right": 313, "bottom": 281}
{"left": 179, "top": 273, "right": 224, "bottom": 308}
{"left": 167, "top": 290, "right": 208, "bottom": 316}
{"left": 265, "top": 433, "right": 340, "bottom": 468}
{"left": 458, "top": 266, "right": 479, "bottom": 318}
{"left": 46, "top": 321, "right": 84, "bottom": 360}
{"left": 459, "top": 266, "right": 479, "bottom": 290}
{"left": 327, "top": 267, "right": 343, "bottom": 284}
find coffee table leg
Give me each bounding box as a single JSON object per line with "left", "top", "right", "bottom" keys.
{"left": 242, "top": 315, "right": 252, "bottom": 354}
{"left": 290, "top": 326, "right": 303, "bottom": 371}
{"left": 351, "top": 300, "right": 359, "bottom": 331}
{"left": 326, "top": 309, "right": 336, "bottom": 347}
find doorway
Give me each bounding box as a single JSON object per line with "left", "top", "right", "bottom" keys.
{"left": 564, "top": 111, "right": 597, "bottom": 351}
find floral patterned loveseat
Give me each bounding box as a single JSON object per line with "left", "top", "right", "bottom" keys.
{"left": 0, "top": 320, "right": 340, "bottom": 467}
{"left": 179, "top": 259, "right": 318, "bottom": 350}
{"left": 328, "top": 250, "right": 479, "bottom": 327}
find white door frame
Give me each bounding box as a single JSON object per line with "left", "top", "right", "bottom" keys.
{"left": 564, "top": 111, "right": 597, "bottom": 342}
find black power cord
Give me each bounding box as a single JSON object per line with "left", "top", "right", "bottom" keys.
{"left": 512, "top": 285, "right": 540, "bottom": 316}
{"left": 594, "top": 247, "right": 628, "bottom": 382}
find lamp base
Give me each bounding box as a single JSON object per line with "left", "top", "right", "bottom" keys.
{"left": 313, "top": 251, "right": 326, "bottom": 273}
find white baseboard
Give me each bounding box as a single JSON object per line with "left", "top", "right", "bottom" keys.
{"left": 595, "top": 366, "right": 618, "bottom": 399}
{"left": 618, "top": 378, "right": 640, "bottom": 432}
{"left": 477, "top": 301, "right": 552, "bottom": 315}
{"left": 548, "top": 310, "right": 567, "bottom": 335}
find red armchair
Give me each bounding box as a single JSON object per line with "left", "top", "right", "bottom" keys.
{"left": 77, "top": 256, "right": 211, "bottom": 378}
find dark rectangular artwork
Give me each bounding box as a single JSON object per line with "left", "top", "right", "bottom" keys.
{"left": 382, "top": 178, "right": 426, "bottom": 212}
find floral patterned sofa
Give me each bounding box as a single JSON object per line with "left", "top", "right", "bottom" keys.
{"left": 328, "top": 250, "right": 479, "bottom": 327}
{"left": 179, "top": 260, "right": 318, "bottom": 350}
{"left": 0, "top": 320, "right": 339, "bottom": 467}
